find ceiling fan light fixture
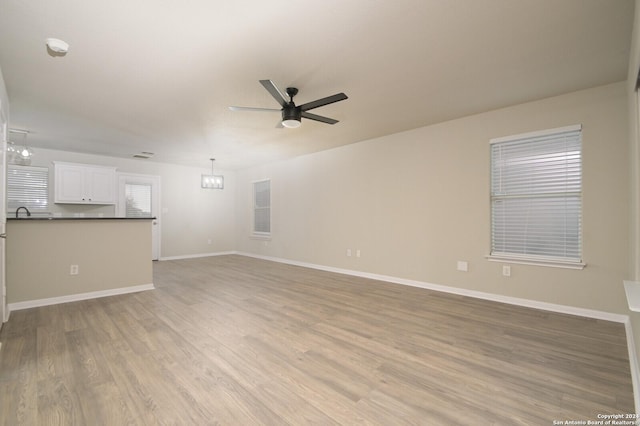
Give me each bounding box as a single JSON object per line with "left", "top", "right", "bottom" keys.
{"left": 282, "top": 119, "right": 301, "bottom": 128}
{"left": 281, "top": 106, "right": 302, "bottom": 129}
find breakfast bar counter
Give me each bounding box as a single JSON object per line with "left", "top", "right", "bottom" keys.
{"left": 5, "top": 218, "right": 155, "bottom": 311}
{"left": 8, "top": 216, "right": 154, "bottom": 221}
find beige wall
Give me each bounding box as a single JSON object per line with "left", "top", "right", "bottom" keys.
{"left": 236, "top": 82, "right": 630, "bottom": 314}
{"left": 6, "top": 219, "right": 152, "bottom": 303}
{"left": 19, "top": 148, "right": 237, "bottom": 259}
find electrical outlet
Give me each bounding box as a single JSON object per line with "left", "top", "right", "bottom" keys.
{"left": 457, "top": 261, "right": 468, "bottom": 272}
{"left": 70, "top": 264, "right": 79, "bottom": 275}
{"left": 207, "top": 239, "right": 212, "bottom": 245}
{"left": 346, "top": 249, "right": 352, "bottom": 257}
{"left": 502, "top": 265, "right": 511, "bottom": 277}
{"left": 356, "top": 249, "right": 361, "bottom": 258}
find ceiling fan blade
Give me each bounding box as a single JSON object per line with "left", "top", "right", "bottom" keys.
{"left": 260, "top": 80, "right": 288, "bottom": 108}
{"left": 229, "top": 106, "right": 280, "bottom": 112}
{"left": 299, "top": 93, "right": 348, "bottom": 112}
{"left": 301, "top": 111, "right": 339, "bottom": 125}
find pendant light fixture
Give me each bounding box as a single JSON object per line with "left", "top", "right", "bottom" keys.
{"left": 201, "top": 158, "right": 224, "bottom": 189}
{"left": 7, "top": 129, "right": 33, "bottom": 165}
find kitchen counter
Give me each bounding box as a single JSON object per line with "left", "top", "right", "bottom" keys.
{"left": 7, "top": 216, "right": 155, "bottom": 221}
{"left": 6, "top": 218, "right": 154, "bottom": 310}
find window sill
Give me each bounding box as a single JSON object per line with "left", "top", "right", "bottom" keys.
{"left": 250, "top": 233, "right": 271, "bottom": 241}
{"left": 486, "top": 254, "right": 586, "bottom": 270}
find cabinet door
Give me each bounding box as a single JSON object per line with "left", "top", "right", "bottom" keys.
{"left": 55, "top": 165, "right": 85, "bottom": 203}
{"left": 86, "top": 168, "right": 115, "bottom": 203}
{"left": 54, "top": 163, "right": 116, "bottom": 204}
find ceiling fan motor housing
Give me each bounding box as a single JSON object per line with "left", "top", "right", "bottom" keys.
{"left": 283, "top": 87, "right": 301, "bottom": 122}
{"left": 282, "top": 106, "right": 301, "bottom": 122}
{"left": 286, "top": 87, "right": 299, "bottom": 98}
{"left": 230, "top": 80, "right": 347, "bottom": 126}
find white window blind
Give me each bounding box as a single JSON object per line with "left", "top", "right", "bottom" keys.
{"left": 7, "top": 165, "right": 49, "bottom": 211}
{"left": 490, "top": 125, "right": 582, "bottom": 264}
{"left": 253, "top": 180, "right": 271, "bottom": 234}
{"left": 125, "top": 183, "right": 152, "bottom": 218}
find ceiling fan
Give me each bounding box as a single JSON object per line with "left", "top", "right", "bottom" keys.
{"left": 229, "top": 80, "right": 348, "bottom": 128}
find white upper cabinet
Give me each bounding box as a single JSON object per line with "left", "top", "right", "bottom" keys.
{"left": 54, "top": 162, "right": 117, "bottom": 204}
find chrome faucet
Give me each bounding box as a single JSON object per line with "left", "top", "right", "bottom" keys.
{"left": 15, "top": 206, "right": 31, "bottom": 218}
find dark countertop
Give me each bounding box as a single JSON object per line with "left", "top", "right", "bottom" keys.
{"left": 8, "top": 217, "right": 156, "bottom": 221}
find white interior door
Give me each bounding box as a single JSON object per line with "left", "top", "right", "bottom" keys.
{"left": 117, "top": 173, "right": 160, "bottom": 260}
{"left": 0, "top": 102, "right": 7, "bottom": 323}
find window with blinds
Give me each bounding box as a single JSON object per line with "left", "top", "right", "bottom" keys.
{"left": 490, "top": 125, "right": 582, "bottom": 265}
{"left": 125, "top": 183, "right": 152, "bottom": 218}
{"left": 7, "top": 165, "right": 49, "bottom": 211}
{"left": 253, "top": 179, "right": 271, "bottom": 235}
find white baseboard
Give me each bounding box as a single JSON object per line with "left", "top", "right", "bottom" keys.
{"left": 624, "top": 318, "right": 640, "bottom": 416}
{"left": 238, "top": 252, "right": 640, "bottom": 410}
{"left": 7, "top": 283, "right": 155, "bottom": 312}
{"left": 237, "top": 252, "right": 628, "bottom": 323}
{"left": 9, "top": 251, "right": 636, "bottom": 408}
{"left": 159, "top": 251, "right": 237, "bottom": 261}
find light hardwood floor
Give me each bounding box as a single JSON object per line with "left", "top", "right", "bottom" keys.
{"left": 0, "top": 255, "right": 634, "bottom": 425}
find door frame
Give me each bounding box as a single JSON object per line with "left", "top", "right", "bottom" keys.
{"left": 116, "top": 173, "right": 161, "bottom": 261}
{"left": 0, "top": 100, "right": 7, "bottom": 323}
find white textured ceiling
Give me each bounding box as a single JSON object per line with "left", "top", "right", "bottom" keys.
{"left": 0, "top": 0, "right": 634, "bottom": 169}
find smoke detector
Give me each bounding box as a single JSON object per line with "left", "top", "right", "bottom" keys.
{"left": 46, "top": 38, "right": 69, "bottom": 54}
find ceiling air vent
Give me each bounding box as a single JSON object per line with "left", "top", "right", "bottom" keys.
{"left": 133, "top": 152, "right": 154, "bottom": 159}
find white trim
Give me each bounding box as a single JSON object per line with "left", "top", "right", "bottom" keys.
{"left": 487, "top": 254, "right": 586, "bottom": 270}
{"left": 159, "top": 251, "right": 237, "bottom": 261}
{"left": 116, "top": 172, "right": 161, "bottom": 260}
{"left": 624, "top": 318, "right": 640, "bottom": 415}
{"left": 250, "top": 233, "right": 272, "bottom": 241}
{"left": 252, "top": 178, "right": 271, "bottom": 237}
{"left": 489, "top": 124, "right": 582, "bottom": 144}
{"left": 237, "top": 252, "right": 627, "bottom": 323}
{"left": 625, "top": 280, "right": 640, "bottom": 312}
{"left": 7, "top": 283, "right": 155, "bottom": 312}
{"left": 0, "top": 102, "right": 6, "bottom": 325}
